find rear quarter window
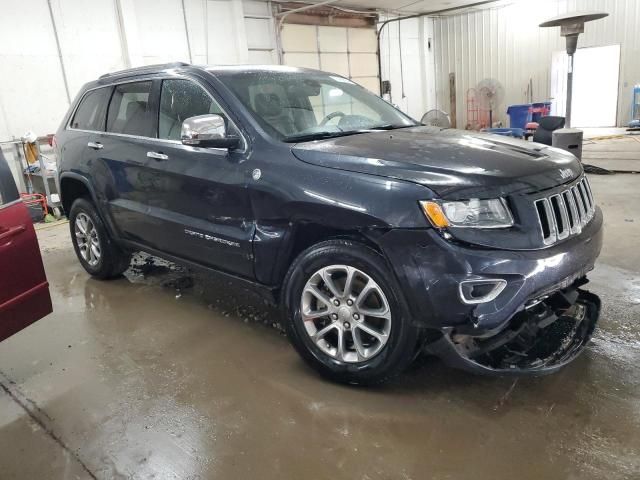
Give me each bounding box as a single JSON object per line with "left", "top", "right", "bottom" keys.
{"left": 70, "top": 87, "right": 111, "bottom": 131}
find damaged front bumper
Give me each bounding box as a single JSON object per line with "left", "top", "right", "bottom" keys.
{"left": 376, "top": 206, "right": 604, "bottom": 376}
{"left": 425, "top": 285, "right": 601, "bottom": 375}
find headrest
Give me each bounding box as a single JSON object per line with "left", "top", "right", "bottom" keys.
{"left": 126, "top": 101, "right": 146, "bottom": 120}
{"left": 254, "top": 93, "right": 282, "bottom": 117}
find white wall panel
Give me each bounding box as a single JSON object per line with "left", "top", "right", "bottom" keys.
{"left": 0, "top": 0, "right": 70, "bottom": 139}
{"left": 349, "top": 53, "right": 379, "bottom": 77}
{"left": 0, "top": 0, "right": 271, "bottom": 141}
{"left": 283, "top": 22, "right": 379, "bottom": 94}
{"left": 320, "top": 53, "right": 350, "bottom": 76}
{"left": 132, "top": 0, "right": 191, "bottom": 64}
{"left": 245, "top": 17, "right": 273, "bottom": 49}
{"left": 281, "top": 24, "right": 318, "bottom": 52}
{"left": 50, "top": 0, "right": 125, "bottom": 96}
{"left": 318, "top": 26, "right": 348, "bottom": 52}
{"left": 206, "top": 0, "right": 248, "bottom": 64}
{"left": 432, "top": 0, "right": 640, "bottom": 127}
{"left": 348, "top": 28, "right": 377, "bottom": 53}
{"left": 183, "top": 0, "right": 208, "bottom": 64}
{"left": 243, "top": 1, "right": 277, "bottom": 65}
{"left": 379, "top": 16, "right": 427, "bottom": 120}
{"left": 243, "top": 0, "right": 270, "bottom": 16}
{"left": 283, "top": 52, "right": 320, "bottom": 69}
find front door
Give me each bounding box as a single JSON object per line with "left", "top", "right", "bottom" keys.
{"left": 0, "top": 150, "right": 52, "bottom": 341}
{"left": 141, "top": 77, "right": 255, "bottom": 278}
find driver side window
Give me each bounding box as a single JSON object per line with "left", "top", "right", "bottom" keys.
{"left": 158, "top": 79, "right": 225, "bottom": 141}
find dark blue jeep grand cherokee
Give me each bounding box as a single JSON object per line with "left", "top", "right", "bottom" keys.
{"left": 55, "top": 63, "right": 602, "bottom": 384}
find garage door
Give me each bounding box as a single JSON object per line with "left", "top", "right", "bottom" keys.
{"left": 281, "top": 24, "right": 379, "bottom": 95}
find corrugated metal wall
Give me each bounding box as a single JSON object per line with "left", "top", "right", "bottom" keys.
{"left": 433, "top": 0, "right": 640, "bottom": 128}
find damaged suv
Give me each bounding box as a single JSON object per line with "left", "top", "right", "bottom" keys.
{"left": 56, "top": 63, "right": 602, "bottom": 384}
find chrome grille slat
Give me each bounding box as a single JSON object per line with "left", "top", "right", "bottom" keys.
{"left": 572, "top": 186, "right": 587, "bottom": 222}
{"left": 563, "top": 190, "right": 581, "bottom": 235}
{"left": 551, "top": 194, "right": 570, "bottom": 240}
{"left": 584, "top": 177, "right": 595, "bottom": 207}
{"left": 534, "top": 176, "right": 596, "bottom": 246}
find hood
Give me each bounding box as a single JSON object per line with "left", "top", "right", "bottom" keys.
{"left": 291, "top": 126, "right": 582, "bottom": 198}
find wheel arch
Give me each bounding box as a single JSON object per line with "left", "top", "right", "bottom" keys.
{"left": 266, "top": 220, "right": 389, "bottom": 290}
{"left": 59, "top": 172, "right": 98, "bottom": 214}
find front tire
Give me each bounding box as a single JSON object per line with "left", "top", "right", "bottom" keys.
{"left": 282, "top": 240, "right": 419, "bottom": 385}
{"left": 68, "top": 198, "right": 130, "bottom": 279}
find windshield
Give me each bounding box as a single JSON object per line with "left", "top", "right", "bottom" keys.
{"left": 215, "top": 68, "right": 419, "bottom": 142}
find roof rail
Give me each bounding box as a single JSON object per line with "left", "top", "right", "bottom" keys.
{"left": 99, "top": 62, "right": 190, "bottom": 80}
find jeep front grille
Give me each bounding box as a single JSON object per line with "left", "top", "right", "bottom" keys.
{"left": 534, "top": 176, "right": 595, "bottom": 245}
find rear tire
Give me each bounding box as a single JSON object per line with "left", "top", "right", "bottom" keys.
{"left": 68, "top": 198, "right": 130, "bottom": 279}
{"left": 282, "top": 239, "right": 419, "bottom": 385}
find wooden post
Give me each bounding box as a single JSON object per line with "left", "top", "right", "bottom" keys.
{"left": 449, "top": 73, "right": 457, "bottom": 128}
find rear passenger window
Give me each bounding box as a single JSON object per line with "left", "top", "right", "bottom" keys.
{"left": 106, "top": 81, "right": 154, "bottom": 137}
{"left": 158, "top": 79, "right": 224, "bottom": 141}
{"left": 70, "top": 88, "right": 110, "bottom": 131}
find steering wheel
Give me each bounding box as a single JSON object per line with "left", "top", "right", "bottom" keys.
{"left": 319, "top": 111, "right": 346, "bottom": 127}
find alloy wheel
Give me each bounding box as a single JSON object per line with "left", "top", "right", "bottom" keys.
{"left": 301, "top": 265, "right": 392, "bottom": 363}
{"left": 74, "top": 212, "right": 101, "bottom": 266}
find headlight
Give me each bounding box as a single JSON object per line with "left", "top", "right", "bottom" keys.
{"left": 420, "top": 198, "right": 514, "bottom": 228}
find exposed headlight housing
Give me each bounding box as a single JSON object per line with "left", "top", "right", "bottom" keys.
{"left": 420, "top": 198, "right": 514, "bottom": 229}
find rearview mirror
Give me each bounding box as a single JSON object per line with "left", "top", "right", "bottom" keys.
{"left": 181, "top": 114, "right": 240, "bottom": 149}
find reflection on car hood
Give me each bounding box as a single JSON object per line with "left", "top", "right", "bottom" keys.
{"left": 291, "top": 126, "right": 583, "bottom": 198}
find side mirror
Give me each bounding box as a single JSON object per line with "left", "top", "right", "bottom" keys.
{"left": 181, "top": 114, "right": 240, "bottom": 150}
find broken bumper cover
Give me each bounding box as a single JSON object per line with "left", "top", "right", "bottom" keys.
{"left": 425, "top": 287, "right": 601, "bottom": 375}
{"left": 376, "top": 206, "right": 603, "bottom": 375}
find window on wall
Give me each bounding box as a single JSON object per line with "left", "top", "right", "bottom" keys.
{"left": 158, "top": 79, "right": 224, "bottom": 141}
{"left": 70, "top": 87, "right": 111, "bottom": 131}
{"left": 106, "top": 81, "right": 154, "bottom": 137}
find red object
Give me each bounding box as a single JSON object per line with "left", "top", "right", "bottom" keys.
{"left": 466, "top": 88, "right": 480, "bottom": 129}
{"left": 0, "top": 200, "right": 52, "bottom": 341}
{"left": 531, "top": 105, "right": 550, "bottom": 115}
{"left": 525, "top": 122, "right": 539, "bottom": 130}
{"left": 21, "top": 192, "right": 48, "bottom": 216}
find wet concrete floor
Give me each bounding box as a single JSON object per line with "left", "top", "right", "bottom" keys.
{"left": 1, "top": 173, "right": 639, "bottom": 480}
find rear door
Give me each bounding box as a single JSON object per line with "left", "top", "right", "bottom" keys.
{"left": 98, "top": 80, "right": 163, "bottom": 247}
{"left": 0, "top": 150, "right": 52, "bottom": 341}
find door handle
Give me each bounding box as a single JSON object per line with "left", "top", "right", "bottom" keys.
{"left": 147, "top": 151, "right": 169, "bottom": 161}
{"left": 87, "top": 142, "right": 103, "bottom": 150}
{"left": 0, "top": 225, "right": 26, "bottom": 244}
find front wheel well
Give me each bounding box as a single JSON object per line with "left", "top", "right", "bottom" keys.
{"left": 275, "top": 223, "right": 386, "bottom": 287}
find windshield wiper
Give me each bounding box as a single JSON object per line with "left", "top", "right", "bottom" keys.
{"left": 283, "top": 124, "right": 418, "bottom": 143}
{"left": 283, "top": 130, "right": 365, "bottom": 143}
{"left": 367, "top": 123, "right": 417, "bottom": 131}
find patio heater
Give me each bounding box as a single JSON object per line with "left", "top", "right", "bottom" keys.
{"left": 539, "top": 12, "right": 608, "bottom": 128}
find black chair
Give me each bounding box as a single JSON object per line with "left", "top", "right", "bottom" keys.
{"left": 532, "top": 116, "right": 565, "bottom": 145}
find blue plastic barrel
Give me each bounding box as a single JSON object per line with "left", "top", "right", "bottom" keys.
{"left": 506, "top": 104, "right": 532, "bottom": 130}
